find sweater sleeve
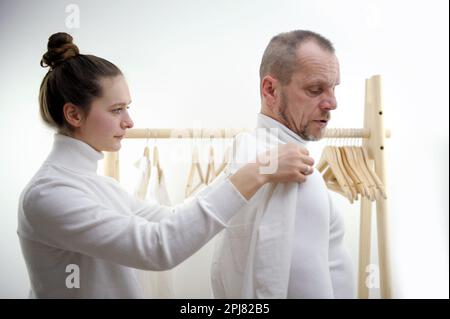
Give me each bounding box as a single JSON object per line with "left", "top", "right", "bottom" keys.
{"left": 22, "top": 178, "right": 247, "bottom": 271}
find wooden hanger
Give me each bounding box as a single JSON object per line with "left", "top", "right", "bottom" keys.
{"left": 352, "top": 146, "right": 376, "bottom": 200}
{"left": 360, "top": 147, "right": 387, "bottom": 200}
{"left": 205, "top": 145, "right": 216, "bottom": 184}
{"left": 341, "top": 146, "right": 370, "bottom": 198}
{"left": 332, "top": 146, "right": 357, "bottom": 202}
{"left": 215, "top": 145, "right": 232, "bottom": 177}
{"left": 335, "top": 146, "right": 358, "bottom": 200}
{"left": 339, "top": 146, "right": 363, "bottom": 200}
{"left": 322, "top": 167, "right": 347, "bottom": 197}
{"left": 152, "top": 144, "right": 162, "bottom": 184}
{"left": 143, "top": 145, "right": 150, "bottom": 160}
{"left": 317, "top": 146, "right": 354, "bottom": 202}
{"left": 354, "top": 146, "right": 380, "bottom": 200}
{"left": 348, "top": 146, "right": 374, "bottom": 200}
{"left": 185, "top": 145, "right": 205, "bottom": 197}
{"left": 319, "top": 144, "right": 387, "bottom": 203}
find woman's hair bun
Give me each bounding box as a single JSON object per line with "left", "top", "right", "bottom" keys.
{"left": 40, "top": 32, "right": 80, "bottom": 69}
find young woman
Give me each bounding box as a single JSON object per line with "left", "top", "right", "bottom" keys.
{"left": 17, "top": 32, "right": 314, "bottom": 298}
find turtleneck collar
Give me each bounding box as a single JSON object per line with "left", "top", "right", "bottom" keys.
{"left": 45, "top": 134, "right": 104, "bottom": 175}
{"left": 256, "top": 113, "right": 309, "bottom": 146}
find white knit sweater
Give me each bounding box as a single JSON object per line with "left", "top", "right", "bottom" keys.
{"left": 17, "top": 134, "right": 247, "bottom": 298}
{"left": 211, "top": 114, "right": 355, "bottom": 298}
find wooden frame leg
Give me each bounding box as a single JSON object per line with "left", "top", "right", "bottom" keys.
{"left": 376, "top": 197, "right": 391, "bottom": 298}
{"left": 358, "top": 197, "right": 372, "bottom": 298}
{"left": 104, "top": 151, "right": 120, "bottom": 181}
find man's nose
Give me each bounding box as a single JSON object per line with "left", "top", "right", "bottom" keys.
{"left": 319, "top": 91, "right": 337, "bottom": 111}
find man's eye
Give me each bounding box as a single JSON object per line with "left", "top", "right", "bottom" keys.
{"left": 309, "top": 88, "right": 322, "bottom": 95}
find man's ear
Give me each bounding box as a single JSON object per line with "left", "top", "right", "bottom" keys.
{"left": 63, "top": 103, "right": 85, "bottom": 128}
{"left": 261, "top": 75, "right": 280, "bottom": 110}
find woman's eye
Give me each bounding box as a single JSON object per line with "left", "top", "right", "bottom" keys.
{"left": 112, "top": 106, "right": 130, "bottom": 114}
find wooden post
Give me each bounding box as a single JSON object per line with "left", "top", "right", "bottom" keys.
{"left": 104, "top": 151, "right": 120, "bottom": 181}
{"left": 358, "top": 197, "right": 372, "bottom": 298}
{"left": 362, "top": 75, "right": 392, "bottom": 298}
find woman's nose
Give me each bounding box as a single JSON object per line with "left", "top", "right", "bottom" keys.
{"left": 121, "top": 114, "right": 134, "bottom": 129}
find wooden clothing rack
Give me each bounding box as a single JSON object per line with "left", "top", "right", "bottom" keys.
{"left": 103, "top": 74, "right": 391, "bottom": 299}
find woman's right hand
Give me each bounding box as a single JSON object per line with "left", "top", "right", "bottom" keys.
{"left": 258, "top": 143, "right": 315, "bottom": 184}
{"left": 229, "top": 143, "right": 314, "bottom": 200}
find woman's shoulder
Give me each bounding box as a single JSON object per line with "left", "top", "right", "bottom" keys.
{"left": 21, "top": 164, "right": 83, "bottom": 209}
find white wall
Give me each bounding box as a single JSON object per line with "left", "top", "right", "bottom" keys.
{"left": 0, "top": 0, "right": 448, "bottom": 298}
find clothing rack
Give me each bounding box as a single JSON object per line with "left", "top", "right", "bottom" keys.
{"left": 103, "top": 74, "right": 391, "bottom": 299}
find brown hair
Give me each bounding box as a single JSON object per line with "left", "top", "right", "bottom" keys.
{"left": 39, "top": 32, "right": 122, "bottom": 132}
{"left": 259, "top": 30, "right": 335, "bottom": 88}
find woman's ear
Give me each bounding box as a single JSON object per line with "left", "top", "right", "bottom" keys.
{"left": 63, "top": 103, "right": 85, "bottom": 128}
{"left": 261, "top": 75, "right": 280, "bottom": 111}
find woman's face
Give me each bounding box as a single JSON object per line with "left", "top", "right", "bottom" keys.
{"left": 75, "top": 75, "right": 134, "bottom": 152}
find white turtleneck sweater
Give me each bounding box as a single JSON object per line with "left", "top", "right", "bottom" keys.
{"left": 211, "top": 114, "right": 354, "bottom": 298}
{"left": 259, "top": 115, "right": 355, "bottom": 298}
{"left": 17, "top": 134, "right": 247, "bottom": 298}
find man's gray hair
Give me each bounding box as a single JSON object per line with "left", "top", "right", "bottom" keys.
{"left": 259, "top": 30, "right": 335, "bottom": 87}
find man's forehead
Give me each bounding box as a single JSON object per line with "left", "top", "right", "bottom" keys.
{"left": 297, "top": 52, "right": 339, "bottom": 69}
{"left": 295, "top": 58, "right": 339, "bottom": 83}
{"left": 295, "top": 66, "right": 340, "bottom": 86}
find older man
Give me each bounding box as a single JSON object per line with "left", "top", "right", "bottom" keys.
{"left": 211, "top": 30, "right": 355, "bottom": 299}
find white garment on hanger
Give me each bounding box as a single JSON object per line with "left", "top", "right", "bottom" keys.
{"left": 147, "top": 166, "right": 171, "bottom": 206}
{"left": 134, "top": 155, "right": 175, "bottom": 299}
{"left": 211, "top": 113, "right": 355, "bottom": 298}
{"left": 133, "top": 154, "right": 151, "bottom": 200}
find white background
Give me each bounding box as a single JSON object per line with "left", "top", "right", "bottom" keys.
{"left": 0, "top": 0, "right": 448, "bottom": 298}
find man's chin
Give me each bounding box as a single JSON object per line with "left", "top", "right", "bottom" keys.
{"left": 309, "top": 125, "right": 329, "bottom": 141}
{"left": 299, "top": 131, "right": 323, "bottom": 141}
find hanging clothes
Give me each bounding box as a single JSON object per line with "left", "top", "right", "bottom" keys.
{"left": 133, "top": 148, "right": 151, "bottom": 200}
{"left": 147, "top": 165, "right": 172, "bottom": 207}
{"left": 133, "top": 149, "right": 175, "bottom": 299}
{"left": 186, "top": 144, "right": 231, "bottom": 199}
{"left": 210, "top": 113, "right": 355, "bottom": 298}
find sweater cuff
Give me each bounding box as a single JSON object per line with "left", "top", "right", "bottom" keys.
{"left": 197, "top": 178, "right": 248, "bottom": 227}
